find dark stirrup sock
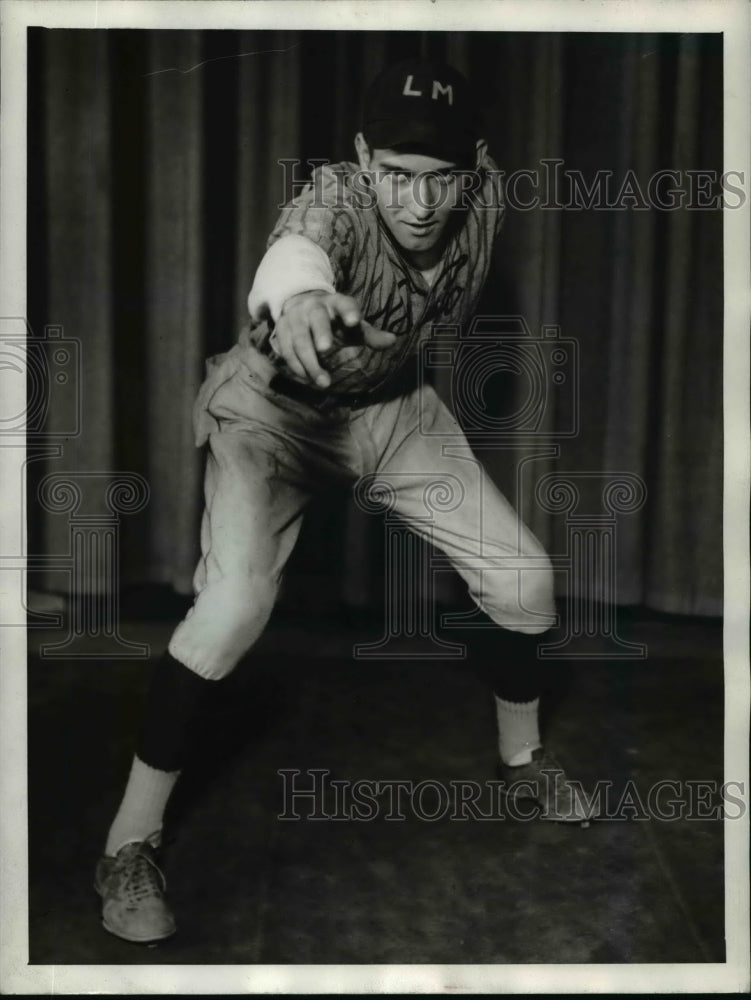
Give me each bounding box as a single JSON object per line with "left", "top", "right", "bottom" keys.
{"left": 488, "top": 629, "right": 544, "bottom": 703}
{"left": 137, "top": 650, "right": 215, "bottom": 772}
{"left": 452, "top": 613, "right": 545, "bottom": 703}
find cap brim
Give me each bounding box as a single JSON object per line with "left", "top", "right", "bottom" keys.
{"left": 365, "top": 117, "right": 474, "bottom": 166}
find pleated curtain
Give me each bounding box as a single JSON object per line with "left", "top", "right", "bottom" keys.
{"left": 27, "top": 29, "right": 723, "bottom": 617}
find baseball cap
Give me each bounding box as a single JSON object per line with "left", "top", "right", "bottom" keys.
{"left": 362, "top": 58, "right": 478, "bottom": 167}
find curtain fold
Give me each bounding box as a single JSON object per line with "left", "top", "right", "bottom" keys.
{"left": 602, "top": 34, "right": 658, "bottom": 606}
{"left": 28, "top": 29, "right": 723, "bottom": 617}
{"left": 38, "top": 31, "right": 115, "bottom": 593}
{"left": 145, "top": 32, "right": 205, "bottom": 593}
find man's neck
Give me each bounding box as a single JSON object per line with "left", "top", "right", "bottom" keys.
{"left": 405, "top": 243, "right": 445, "bottom": 270}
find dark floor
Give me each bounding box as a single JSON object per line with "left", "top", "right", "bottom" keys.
{"left": 27, "top": 604, "right": 725, "bottom": 965}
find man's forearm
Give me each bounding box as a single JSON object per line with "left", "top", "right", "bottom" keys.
{"left": 247, "top": 234, "right": 336, "bottom": 323}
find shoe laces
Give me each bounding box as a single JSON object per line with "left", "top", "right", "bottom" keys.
{"left": 533, "top": 751, "right": 566, "bottom": 776}
{"left": 117, "top": 845, "right": 166, "bottom": 904}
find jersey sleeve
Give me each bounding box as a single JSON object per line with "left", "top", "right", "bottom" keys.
{"left": 267, "top": 165, "right": 358, "bottom": 289}
{"left": 247, "top": 234, "right": 336, "bottom": 323}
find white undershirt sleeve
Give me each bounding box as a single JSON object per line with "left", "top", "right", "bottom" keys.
{"left": 247, "top": 234, "right": 337, "bottom": 322}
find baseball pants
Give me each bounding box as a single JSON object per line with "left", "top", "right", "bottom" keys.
{"left": 168, "top": 344, "right": 556, "bottom": 681}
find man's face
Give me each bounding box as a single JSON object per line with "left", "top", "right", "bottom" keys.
{"left": 355, "top": 138, "right": 465, "bottom": 267}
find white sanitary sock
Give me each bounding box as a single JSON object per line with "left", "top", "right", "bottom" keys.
{"left": 494, "top": 695, "right": 542, "bottom": 766}
{"left": 104, "top": 755, "right": 180, "bottom": 857}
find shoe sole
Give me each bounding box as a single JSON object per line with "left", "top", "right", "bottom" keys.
{"left": 499, "top": 788, "right": 595, "bottom": 826}
{"left": 94, "top": 882, "right": 177, "bottom": 944}
{"left": 100, "top": 918, "right": 177, "bottom": 944}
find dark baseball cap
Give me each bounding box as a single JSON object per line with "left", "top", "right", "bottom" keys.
{"left": 362, "top": 58, "right": 478, "bottom": 167}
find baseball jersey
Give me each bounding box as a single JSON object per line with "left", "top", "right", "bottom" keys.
{"left": 239, "top": 153, "right": 505, "bottom": 397}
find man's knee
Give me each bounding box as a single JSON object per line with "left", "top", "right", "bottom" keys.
{"left": 478, "top": 551, "right": 556, "bottom": 635}
{"left": 169, "top": 571, "right": 279, "bottom": 681}
{"left": 519, "top": 554, "right": 555, "bottom": 621}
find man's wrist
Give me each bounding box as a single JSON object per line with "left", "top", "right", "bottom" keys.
{"left": 280, "top": 289, "right": 328, "bottom": 315}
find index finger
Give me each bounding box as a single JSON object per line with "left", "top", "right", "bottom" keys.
{"left": 288, "top": 313, "right": 331, "bottom": 388}
{"left": 327, "top": 293, "right": 361, "bottom": 327}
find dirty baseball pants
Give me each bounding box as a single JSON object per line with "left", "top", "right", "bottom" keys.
{"left": 167, "top": 343, "right": 556, "bottom": 682}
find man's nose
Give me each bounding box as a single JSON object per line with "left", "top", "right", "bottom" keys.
{"left": 409, "top": 176, "right": 438, "bottom": 218}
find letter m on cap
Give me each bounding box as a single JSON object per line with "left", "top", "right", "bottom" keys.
{"left": 432, "top": 81, "right": 453, "bottom": 105}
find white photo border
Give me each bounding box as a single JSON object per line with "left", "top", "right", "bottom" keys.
{"left": 1, "top": 0, "right": 749, "bottom": 994}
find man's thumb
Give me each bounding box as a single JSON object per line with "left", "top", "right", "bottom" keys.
{"left": 362, "top": 322, "right": 397, "bottom": 350}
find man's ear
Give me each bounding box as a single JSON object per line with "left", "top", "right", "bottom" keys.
{"left": 355, "top": 132, "right": 371, "bottom": 170}
{"left": 475, "top": 138, "right": 488, "bottom": 167}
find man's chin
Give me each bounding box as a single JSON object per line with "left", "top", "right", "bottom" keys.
{"left": 397, "top": 231, "right": 443, "bottom": 254}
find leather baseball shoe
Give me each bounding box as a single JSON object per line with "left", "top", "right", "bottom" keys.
{"left": 498, "top": 747, "right": 598, "bottom": 825}
{"left": 94, "top": 839, "right": 176, "bottom": 943}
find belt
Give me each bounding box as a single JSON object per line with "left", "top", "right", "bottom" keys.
{"left": 269, "top": 371, "right": 375, "bottom": 412}
{"left": 258, "top": 337, "right": 418, "bottom": 412}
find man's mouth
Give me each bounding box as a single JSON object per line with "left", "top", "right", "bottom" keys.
{"left": 403, "top": 220, "right": 437, "bottom": 236}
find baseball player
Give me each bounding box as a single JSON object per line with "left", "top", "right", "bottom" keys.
{"left": 95, "top": 58, "right": 592, "bottom": 945}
